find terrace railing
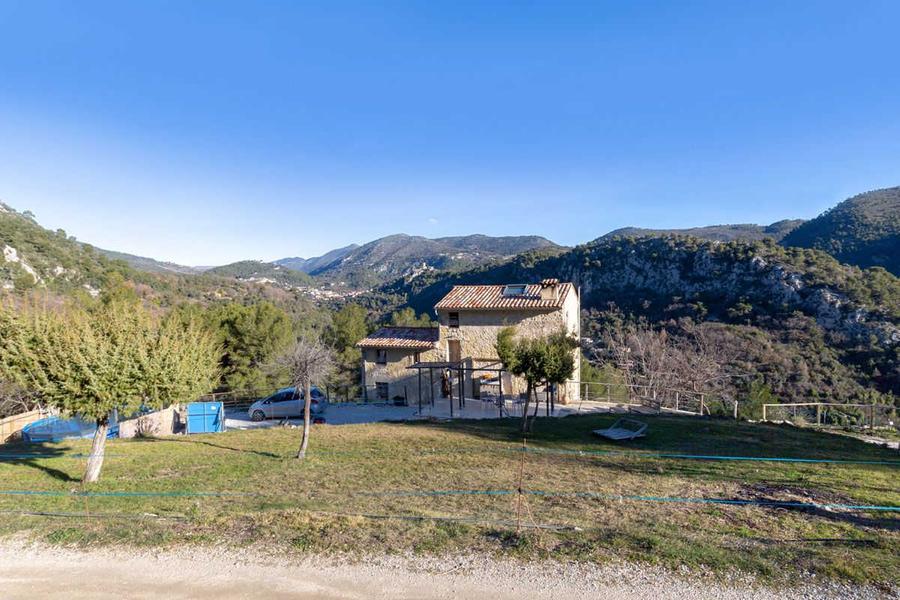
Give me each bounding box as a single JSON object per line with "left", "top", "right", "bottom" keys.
{"left": 762, "top": 402, "right": 898, "bottom": 431}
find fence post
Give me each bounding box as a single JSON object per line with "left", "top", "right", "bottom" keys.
{"left": 733, "top": 400, "right": 739, "bottom": 420}
{"left": 816, "top": 404, "right": 821, "bottom": 426}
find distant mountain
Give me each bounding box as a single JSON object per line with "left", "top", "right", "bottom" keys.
{"left": 296, "top": 233, "right": 562, "bottom": 288}
{"left": 781, "top": 187, "right": 900, "bottom": 275}
{"left": 205, "top": 260, "right": 315, "bottom": 288}
{"left": 97, "top": 249, "right": 201, "bottom": 275}
{"left": 599, "top": 220, "right": 804, "bottom": 243}
{"left": 275, "top": 244, "right": 359, "bottom": 274}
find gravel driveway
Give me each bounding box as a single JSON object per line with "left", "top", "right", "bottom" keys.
{"left": 0, "top": 541, "right": 890, "bottom": 599}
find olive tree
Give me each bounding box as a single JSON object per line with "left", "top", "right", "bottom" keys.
{"left": 543, "top": 329, "right": 579, "bottom": 414}
{"left": 275, "top": 336, "right": 335, "bottom": 459}
{"left": 496, "top": 327, "right": 578, "bottom": 433}
{"left": 12, "top": 300, "right": 219, "bottom": 483}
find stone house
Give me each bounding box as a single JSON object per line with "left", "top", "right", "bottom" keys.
{"left": 358, "top": 279, "right": 581, "bottom": 405}
{"left": 357, "top": 326, "right": 442, "bottom": 402}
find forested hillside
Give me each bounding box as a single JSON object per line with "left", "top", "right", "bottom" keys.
{"left": 781, "top": 187, "right": 900, "bottom": 275}
{"left": 382, "top": 236, "right": 900, "bottom": 402}
{"left": 96, "top": 248, "right": 201, "bottom": 275}
{"left": 275, "top": 244, "right": 359, "bottom": 274}
{"left": 205, "top": 260, "right": 315, "bottom": 288}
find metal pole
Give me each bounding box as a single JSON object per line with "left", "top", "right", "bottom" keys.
{"left": 418, "top": 368, "right": 423, "bottom": 414}
{"left": 429, "top": 368, "right": 435, "bottom": 408}
{"left": 450, "top": 369, "right": 454, "bottom": 419}
{"left": 498, "top": 369, "right": 504, "bottom": 418}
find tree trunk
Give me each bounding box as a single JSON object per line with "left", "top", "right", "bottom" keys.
{"left": 297, "top": 379, "right": 312, "bottom": 459}
{"left": 83, "top": 417, "right": 109, "bottom": 483}
{"left": 545, "top": 383, "right": 551, "bottom": 417}
{"left": 520, "top": 380, "right": 532, "bottom": 433}
{"left": 528, "top": 386, "right": 539, "bottom": 432}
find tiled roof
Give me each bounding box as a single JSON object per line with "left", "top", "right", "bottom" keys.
{"left": 356, "top": 327, "right": 440, "bottom": 349}
{"left": 434, "top": 282, "right": 573, "bottom": 311}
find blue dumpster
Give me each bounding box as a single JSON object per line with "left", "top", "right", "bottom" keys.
{"left": 186, "top": 402, "right": 224, "bottom": 434}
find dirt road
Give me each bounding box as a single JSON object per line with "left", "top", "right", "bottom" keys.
{"left": 0, "top": 541, "right": 888, "bottom": 599}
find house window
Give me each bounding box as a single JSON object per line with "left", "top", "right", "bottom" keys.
{"left": 376, "top": 349, "right": 388, "bottom": 364}
{"left": 449, "top": 312, "right": 460, "bottom": 328}
{"left": 413, "top": 352, "right": 421, "bottom": 363}
{"left": 375, "top": 382, "right": 389, "bottom": 401}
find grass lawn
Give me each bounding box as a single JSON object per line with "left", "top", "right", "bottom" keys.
{"left": 0, "top": 414, "right": 898, "bottom": 586}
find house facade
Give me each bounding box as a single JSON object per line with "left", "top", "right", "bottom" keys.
{"left": 357, "top": 279, "right": 581, "bottom": 405}
{"left": 357, "top": 327, "right": 442, "bottom": 402}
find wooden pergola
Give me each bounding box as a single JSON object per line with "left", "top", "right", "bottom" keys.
{"left": 407, "top": 360, "right": 507, "bottom": 418}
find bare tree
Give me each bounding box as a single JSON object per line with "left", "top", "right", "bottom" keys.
{"left": 276, "top": 336, "right": 335, "bottom": 459}
{"left": 673, "top": 322, "right": 742, "bottom": 404}
{"left": 600, "top": 320, "right": 742, "bottom": 411}
{"left": 0, "top": 380, "right": 40, "bottom": 419}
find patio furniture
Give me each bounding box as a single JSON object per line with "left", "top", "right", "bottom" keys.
{"left": 592, "top": 418, "right": 647, "bottom": 441}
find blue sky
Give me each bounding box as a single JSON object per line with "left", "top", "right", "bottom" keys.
{"left": 1, "top": 1, "right": 898, "bottom": 265}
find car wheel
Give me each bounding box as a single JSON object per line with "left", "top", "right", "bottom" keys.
{"left": 251, "top": 410, "right": 266, "bottom": 422}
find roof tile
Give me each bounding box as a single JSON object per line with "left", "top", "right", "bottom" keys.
{"left": 434, "top": 282, "right": 573, "bottom": 311}
{"left": 356, "top": 327, "right": 440, "bottom": 349}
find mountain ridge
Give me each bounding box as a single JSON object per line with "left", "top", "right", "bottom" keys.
{"left": 598, "top": 220, "right": 805, "bottom": 243}
{"left": 279, "top": 233, "right": 563, "bottom": 288}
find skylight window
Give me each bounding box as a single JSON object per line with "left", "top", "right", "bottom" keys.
{"left": 502, "top": 284, "right": 527, "bottom": 297}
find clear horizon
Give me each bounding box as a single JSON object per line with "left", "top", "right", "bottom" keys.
{"left": 1, "top": 2, "right": 898, "bottom": 265}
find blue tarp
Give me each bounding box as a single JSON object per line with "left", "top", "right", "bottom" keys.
{"left": 21, "top": 417, "right": 118, "bottom": 443}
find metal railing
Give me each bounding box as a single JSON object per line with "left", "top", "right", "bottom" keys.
{"left": 579, "top": 381, "right": 724, "bottom": 416}
{"left": 762, "top": 402, "right": 898, "bottom": 430}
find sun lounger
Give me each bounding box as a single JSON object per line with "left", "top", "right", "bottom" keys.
{"left": 592, "top": 418, "right": 647, "bottom": 441}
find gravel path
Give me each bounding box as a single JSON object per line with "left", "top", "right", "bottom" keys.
{"left": 0, "top": 541, "right": 893, "bottom": 599}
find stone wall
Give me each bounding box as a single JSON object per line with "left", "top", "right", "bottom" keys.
{"left": 118, "top": 406, "right": 179, "bottom": 439}
{"left": 361, "top": 346, "right": 444, "bottom": 405}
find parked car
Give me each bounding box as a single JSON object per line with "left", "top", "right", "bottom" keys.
{"left": 248, "top": 386, "right": 327, "bottom": 421}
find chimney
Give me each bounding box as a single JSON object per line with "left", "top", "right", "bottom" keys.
{"left": 539, "top": 278, "right": 560, "bottom": 302}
